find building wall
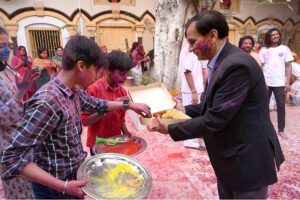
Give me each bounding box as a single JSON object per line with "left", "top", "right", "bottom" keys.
{"left": 0, "top": 0, "right": 156, "bottom": 17}
{"left": 0, "top": 0, "right": 156, "bottom": 56}
{"left": 1, "top": 0, "right": 300, "bottom": 55}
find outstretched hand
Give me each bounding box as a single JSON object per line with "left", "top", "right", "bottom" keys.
{"left": 172, "top": 97, "right": 185, "bottom": 113}
{"left": 146, "top": 117, "right": 169, "bottom": 134}
{"left": 129, "top": 102, "right": 152, "bottom": 118}
{"left": 15, "top": 69, "right": 40, "bottom": 91}
{"left": 65, "top": 180, "right": 88, "bottom": 198}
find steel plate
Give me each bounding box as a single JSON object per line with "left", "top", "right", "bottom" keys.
{"left": 92, "top": 135, "right": 147, "bottom": 156}
{"left": 77, "top": 153, "right": 152, "bottom": 200}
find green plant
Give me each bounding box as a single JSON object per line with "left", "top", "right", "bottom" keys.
{"left": 139, "top": 73, "right": 156, "bottom": 86}
{"left": 61, "top": 24, "right": 76, "bottom": 30}
{"left": 127, "top": 69, "right": 134, "bottom": 77}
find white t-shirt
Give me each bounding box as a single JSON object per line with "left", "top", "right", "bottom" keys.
{"left": 180, "top": 45, "right": 208, "bottom": 93}
{"left": 259, "top": 45, "right": 294, "bottom": 87}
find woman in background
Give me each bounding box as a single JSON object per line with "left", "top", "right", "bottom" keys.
{"left": 12, "top": 46, "right": 35, "bottom": 101}
{"left": 0, "top": 26, "right": 38, "bottom": 200}
{"left": 130, "top": 43, "right": 150, "bottom": 84}
{"left": 32, "top": 48, "right": 56, "bottom": 91}
{"left": 52, "top": 46, "right": 63, "bottom": 73}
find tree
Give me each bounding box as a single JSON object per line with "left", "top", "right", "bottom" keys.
{"left": 153, "top": 0, "right": 216, "bottom": 90}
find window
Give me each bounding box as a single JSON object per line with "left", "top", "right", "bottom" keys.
{"left": 26, "top": 28, "right": 62, "bottom": 58}
{"left": 214, "top": 0, "right": 240, "bottom": 12}
{"left": 220, "top": 0, "right": 231, "bottom": 10}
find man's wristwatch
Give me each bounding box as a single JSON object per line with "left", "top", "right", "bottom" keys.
{"left": 123, "top": 100, "right": 131, "bottom": 110}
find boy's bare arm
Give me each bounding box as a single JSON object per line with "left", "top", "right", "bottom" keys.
{"left": 83, "top": 112, "right": 105, "bottom": 126}
{"left": 121, "top": 121, "right": 132, "bottom": 137}
{"left": 22, "top": 162, "right": 87, "bottom": 198}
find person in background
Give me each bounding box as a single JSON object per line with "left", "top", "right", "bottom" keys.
{"left": 130, "top": 43, "right": 150, "bottom": 84}
{"left": 52, "top": 46, "right": 63, "bottom": 73}
{"left": 100, "top": 45, "right": 108, "bottom": 55}
{"left": 129, "top": 42, "right": 139, "bottom": 57}
{"left": 253, "top": 40, "right": 263, "bottom": 53}
{"left": 149, "top": 11, "right": 284, "bottom": 199}
{"left": 180, "top": 43, "right": 208, "bottom": 150}
{"left": 0, "top": 26, "right": 39, "bottom": 200}
{"left": 81, "top": 50, "right": 135, "bottom": 156}
{"left": 239, "top": 35, "right": 261, "bottom": 67}
{"left": 12, "top": 46, "right": 35, "bottom": 101}
{"left": 32, "top": 48, "right": 56, "bottom": 91}
{"left": 0, "top": 35, "right": 151, "bottom": 199}
{"left": 259, "top": 28, "right": 294, "bottom": 139}
{"left": 288, "top": 52, "right": 300, "bottom": 106}
{"left": 99, "top": 45, "right": 108, "bottom": 79}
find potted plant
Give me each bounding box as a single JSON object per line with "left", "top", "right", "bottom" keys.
{"left": 124, "top": 69, "right": 135, "bottom": 86}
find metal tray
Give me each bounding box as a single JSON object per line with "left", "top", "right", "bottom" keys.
{"left": 92, "top": 135, "right": 147, "bottom": 156}
{"left": 77, "top": 153, "right": 152, "bottom": 200}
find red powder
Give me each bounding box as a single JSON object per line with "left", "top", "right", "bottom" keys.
{"left": 101, "top": 141, "right": 142, "bottom": 155}
{"left": 167, "top": 152, "right": 184, "bottom": 159}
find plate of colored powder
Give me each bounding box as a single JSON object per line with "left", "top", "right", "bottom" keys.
{"left": 77, "top": 153, "right": 152, "bottom": 200}
{"left": 92, "top": 135, "right": 147, "bottom": 156}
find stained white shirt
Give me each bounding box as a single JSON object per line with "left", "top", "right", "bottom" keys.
{"left": 259, "top": 45, "right": 294, "bottom": 87}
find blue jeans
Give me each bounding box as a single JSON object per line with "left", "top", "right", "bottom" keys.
{"left": 31, "top": 171, "right": 81, "bottom": 199}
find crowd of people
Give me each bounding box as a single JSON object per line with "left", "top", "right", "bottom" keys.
{"left": 0, "top": 9, "right": 299, "bottom": 199}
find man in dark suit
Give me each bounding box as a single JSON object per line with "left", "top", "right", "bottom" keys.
{"left": 149, "top": 10, "right": 284, "bottom": 199}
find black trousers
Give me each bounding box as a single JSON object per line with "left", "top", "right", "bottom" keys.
{"left": 217, "top": 180, "right": 268, "bottom": 199}
{"left": 268, "top": 86, "right": 285, "bottom": 132}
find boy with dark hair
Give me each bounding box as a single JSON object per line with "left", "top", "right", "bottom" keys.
{"left": 0, "top": 35, "right": 151, "bottom": 199}
{"left": 81, "top": 50, "right": 134, "bottom": 155}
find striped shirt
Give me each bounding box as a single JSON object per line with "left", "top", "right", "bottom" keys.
{"left": 0, "top": 77, "right": 108, "bottom": 181}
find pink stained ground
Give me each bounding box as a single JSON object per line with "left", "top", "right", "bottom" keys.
{"left": 0, "top": 106, "right": 299, "bottom": 199}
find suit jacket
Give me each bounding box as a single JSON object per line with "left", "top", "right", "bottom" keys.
{"left": 169, "top": 42, "right": 284, "bottom": 192}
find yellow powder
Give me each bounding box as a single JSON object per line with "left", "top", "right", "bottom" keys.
{"left": 88, "top": 163, "right": 142, "bottom": 199}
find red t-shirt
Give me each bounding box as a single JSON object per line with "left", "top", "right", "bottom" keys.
{"left": 81, "top": 78, "right": 127, "bottom": 148}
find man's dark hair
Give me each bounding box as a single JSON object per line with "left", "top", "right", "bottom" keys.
{"left": 0, "top": 27, "right": 8, "bottom": 35}
{"left": 37, "top": 48, "right": 48, "bottom": 59}
{"left": 185, "top": 10, "right": 229, "bottom": 39}
{"left": 106, "top": 50, "right": 132, "bottom": 71}
{"left": 62, "top": 35, "right": 108, "bottom": 70}
{"left": 238, "top": 35, "right": 255, "bottom": 48}
{"left": 265, "top": 28, "right": 281, "bottom": 48}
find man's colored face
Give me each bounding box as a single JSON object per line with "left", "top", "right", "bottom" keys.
{"left": 241, "top": 39, "right": 253, "bottom": 53}
{"left": 186, "top": 22, "right": 213, "bottom": 60}
{"left": 271, "top": 30, "right": 280, "bottom": 44}
{"left": 0, "top": 33, "right": 10, "bottom": 62}
{"left": 112, "top": 69, "right": 128, "bottom": 86}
